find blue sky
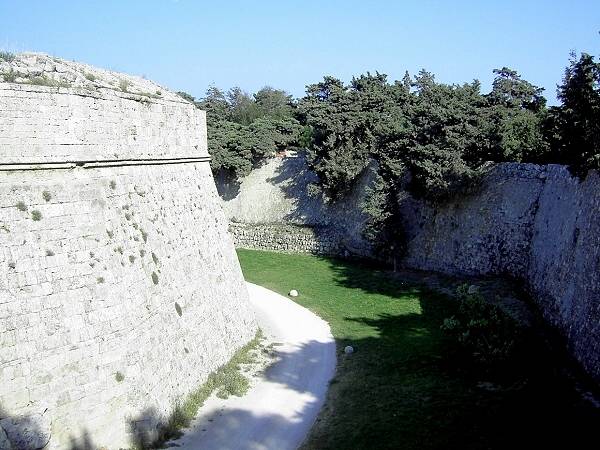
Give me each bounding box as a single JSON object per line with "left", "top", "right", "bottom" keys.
{"left": 1, "top": 0, "right": 598, "bottom": 104}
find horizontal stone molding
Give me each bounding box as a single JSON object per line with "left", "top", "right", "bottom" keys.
{"left": 0, "top": 156, "right": 211, "bottom": 171}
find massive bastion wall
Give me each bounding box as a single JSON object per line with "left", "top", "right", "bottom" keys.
{"left": 0, "top": 61, "right": 256, "bottom": 448}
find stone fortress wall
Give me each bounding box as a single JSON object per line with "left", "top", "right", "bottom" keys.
{"left": 399, "top": 163, "right": 600, "bottom": 383}
{"left": 0, "top": 54, "right": 256, "bottom": 449}
{"left": 219, "top": 157, "right": 599, "bottom": 384}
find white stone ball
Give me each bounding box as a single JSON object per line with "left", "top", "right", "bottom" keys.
{"left": 289, "top": 289, "right": 298, "bottom": 297}
{"left": 344, "top": 345, "right": 354, "bottom": 354}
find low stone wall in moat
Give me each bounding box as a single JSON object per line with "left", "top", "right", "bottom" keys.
{"left": 229, "top": 223, "right": 343, "bottom": 255}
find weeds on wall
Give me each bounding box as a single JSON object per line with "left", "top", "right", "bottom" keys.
{"left": 26, "top": 75, "right": 71, "bottom": 88}
{"left": 3, "top": 69, "right": 18, "bottom": 82}
{"left": 119, "top": 79, "right": 131, "bottom": 92}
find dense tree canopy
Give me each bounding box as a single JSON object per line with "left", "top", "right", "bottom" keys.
{"left": 545, "top": 53, "right": 600, "bottom": 176}
{"left": 185, "top": 50, "right": 599, "bottom": 256}
{"left": 178, "top": 86, "right": 302, "bottom": 180}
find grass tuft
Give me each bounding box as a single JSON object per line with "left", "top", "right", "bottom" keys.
{"left": 150, "top": 330, "right": 263, "bottom": 447}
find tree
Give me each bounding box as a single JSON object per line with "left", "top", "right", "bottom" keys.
{"left": 228, "top": 87, "right": 260, "bottom": 125}
{"left": 546, "top": 52, "right": 600, "bottom": 176}
{"left": 198, "top": 85, "right": 302, "bottom": 181}
{"left": 198, "top": 86, "right": 231, "bottom": 124}
{"left": 298, "top": 73, "right": 397, "bottom": 199}
{"left": 481, "top": 68, "right": 548, "bottom": 163}
{"left": 254, "top": 86, "right": 294, "bottom": 118}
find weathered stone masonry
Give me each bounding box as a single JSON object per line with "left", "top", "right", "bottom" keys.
{"left": 0, "top": 80, "right": 256, "bottom": 448}
{"left": 399, "top": 163, "right": 600, "bottom": 383}
{"left": 229, "top": 222, "right": 343, "bottom": 255}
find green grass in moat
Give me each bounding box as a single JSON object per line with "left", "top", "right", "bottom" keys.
{"left": 237, "top": 248, "right": 598, "bottom": 450}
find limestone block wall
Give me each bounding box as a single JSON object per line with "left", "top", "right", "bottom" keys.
{"left": 0, "top": 78, "right": 256, "bottom": 449}
{"left": 230, "top": 223, "right": 343, "bottom": 255}
{"left": 0, "top": 83, "right": 206, "bottom": 163}
{"left": 399, "top": 163, "right": 600, "bottom": 382}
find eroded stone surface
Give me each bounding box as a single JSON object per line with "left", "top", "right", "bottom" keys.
{"left": 400, "top": 163, "right": 600, "bottom": 382}
{"left": 0, "top": 59, "right": 256, "bottom": 449}
{"left": 0, "top": 425, "right": 13, "bottom": 450}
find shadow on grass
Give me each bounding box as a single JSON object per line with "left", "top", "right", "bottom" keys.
{"left": 297, "top": 256, "right": 600, "bottom": 450}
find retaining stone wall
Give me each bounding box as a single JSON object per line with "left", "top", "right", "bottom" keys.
{"left": 400, "top": 163, "right": 600, "bottom": 382}
{"left": 229, "top": 223, "right": 342, "bottom": 255}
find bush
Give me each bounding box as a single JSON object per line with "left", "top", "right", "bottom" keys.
{"left": 3, "top": 69, "right": 18, "bottom": 82}
{"left": 0, "top": 51, "right": 15, "bottom": 62}
{"left": 119, "top": 78, "right": 130, "bottom": 92}
{"left": 441, "top": 284, "right": 521, "bottom": 367}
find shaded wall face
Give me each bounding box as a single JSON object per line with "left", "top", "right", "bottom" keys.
{"left": 528, "top": 168, "right": 600, "bottom": 380}
{"left": 0, "top": 84, "right": 256, "bottom": 449}
{"left": 219, "top": 154, "right": 374, "bottom": 257}
{"left": 400, "top": 163, "right": 600, "bottom": 382}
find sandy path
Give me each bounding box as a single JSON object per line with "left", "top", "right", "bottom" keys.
{"left": 169, "top": 282, "right": 336, "bottom": 450}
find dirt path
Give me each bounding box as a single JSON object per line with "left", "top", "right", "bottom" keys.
{"left": 168, "top": 282, "right": 336, "bottom": 450}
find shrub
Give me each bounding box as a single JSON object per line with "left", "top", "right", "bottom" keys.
{"left": 31, "top": 210, "right": 42, "bottom": 221}
{"left": 84, "top": 72, "right": 96, "bottom": 82}
{"left": 119, "top": 79, "right": 130, "bottom": 92}
{"left": 3, "top": 69, "right": 18, "bottom": 82}
{"left": 441, "top": 284, "right": 521, "bottom": 367}
{"left": 15, "top": 201, "right": 27, "bottom": 212}
{"left": 0, "top": 51, "right": 15, "bottom": 62}
{"left": 26, "top": 75, "right": 71, "bottom": 88}
{"left": 42, "top": 191, "right": 52, "bottom": 202}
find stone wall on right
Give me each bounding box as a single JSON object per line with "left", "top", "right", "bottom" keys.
{"left": 399, "top": 163, "right": 600, "bottom": 382}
